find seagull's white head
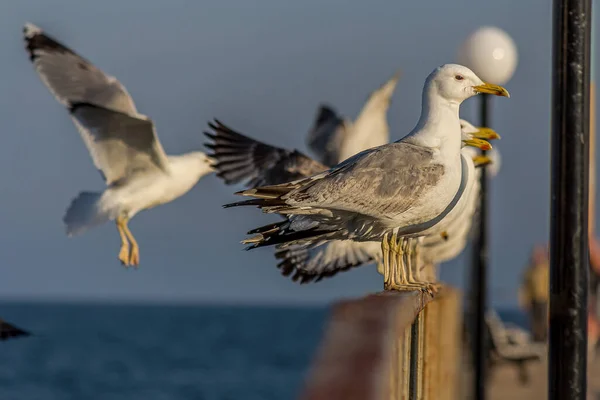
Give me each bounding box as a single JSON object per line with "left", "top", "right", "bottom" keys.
{"left": 460, "top": 119, "right": 478, "bottom": 135}
{"left": 182, "top": 151, "right": 216, "bottom": 176}
{"left": 425, "top": 64, "right": 510, "bottom": 105}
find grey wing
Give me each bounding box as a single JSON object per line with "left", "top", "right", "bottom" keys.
{"left": 24, "top": 23, "right": 137, "bottom": 114}
{"left": 305, "top": 104, "right": 350, "bottom": 166}
{"left": 70, "top": 103, "right": 169, "bottom": 183}
{"left": 204, "top": 120, "right": 327, "bottom": 187}
{"left": 286, "top": 143, "right": 444, "bottom": 220}
{"left": 274, "top": 240, "right": 380, "bottom": 283}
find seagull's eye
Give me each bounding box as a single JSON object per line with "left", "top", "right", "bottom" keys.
{"left": 455, "top": 75, "right": 464, "bottom": 81}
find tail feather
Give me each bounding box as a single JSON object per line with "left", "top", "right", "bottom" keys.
{"left": 236, "top": 180, "right": 302, "bottom": 199}
{"left": 247, "top": 221, "right": 288, "bottom": 235}
{"left": 63, "top": 191, "right": 109, "bottom": 236}
{"left": 223, "top": 197, "right": 287, "bottom": 209}
{"left": 240, "top": 219, "right": 335, "bottom": 250}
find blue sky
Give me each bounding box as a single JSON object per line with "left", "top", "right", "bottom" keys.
{"left": 0, "top": 0, "right": 598, "bottom": 306}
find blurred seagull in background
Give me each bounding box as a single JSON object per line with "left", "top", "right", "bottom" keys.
{"left": 205, "top": 71, "right": 399, "bottom": 281}
{"left": 306, "top": 70, "right": 400, "bottom": 166}
{"left": 23, "top": 23, "right": 214, "bottom": 267}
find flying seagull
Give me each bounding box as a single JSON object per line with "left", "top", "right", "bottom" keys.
{"left": 224, "top": 64, "right": 509, "bottom": 292}
{"left": 23, "top": 23, "right": 214, "bottom": 267}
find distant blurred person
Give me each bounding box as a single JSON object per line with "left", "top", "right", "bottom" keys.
{"left": 588, "top": 235, "right": 600, "bottom": 356}
{"left": 518, "top": 245, "right": 549, "bottom": 342}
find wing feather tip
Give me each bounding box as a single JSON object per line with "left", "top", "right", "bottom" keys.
{"left": 23, "top": 22, "right": 42, "bottom": 38}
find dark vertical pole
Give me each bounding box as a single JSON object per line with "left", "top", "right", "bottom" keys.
{"left": 471, "top": 94, "right": 490, "bottom": 400}
{"left": 409, "top": 313, "right": 422, "bottom": 400}
{"left": 549, "top": 0, "right": 591, "bottom": 399}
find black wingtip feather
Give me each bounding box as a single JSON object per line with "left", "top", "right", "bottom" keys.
{"left": 203, "top": 131, "right": 217, "bottom": 140}
{"left": 68, "top": 102, "right": 113, "bottom": 114}
{"left": 23, "top": 23, "right": 73, "bottom": 63}
{"left": 315, "top": 104, "right": 340, "bottom": 125}
{"left": 223, "top": 198, "right": 263, "bottom": 208}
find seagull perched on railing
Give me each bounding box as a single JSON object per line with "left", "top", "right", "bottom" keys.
{"left": 207, "top": 117, "right": 499, "bottom": 283}
{"left": 287, "top": 120, "right": 501, "bottom": 283}
{"left": 418, "top": 146, "right": 501, "bottom": 268}
{"left": 205, "top": 71, "right": 398, "bottom": 280}
{"left": 23, "top": 23, "right": 214, "bottom": 267}
{"left": 223, "top": 64, "right": 509, "bottom": 293}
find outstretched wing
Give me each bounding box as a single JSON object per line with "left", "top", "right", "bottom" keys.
{"left": 24, "top": 23, "right": 168, "bottom": 183}
{"left": 24, "top": 23, "right": 137, "bottom": 114}
{"left": 275, "top": 240, "right": 380, "bottom": 283}
{"left": 70, "top": 103, "right": 169, "bottom": 181}
{"left": 336, "top": 71, "right": 399, "bottom": 161}
{"left": 205, "top": 120, "right": 327, "bottom": 187}
{"left": 305, "top": 104, "right": 350, "bottom": 166}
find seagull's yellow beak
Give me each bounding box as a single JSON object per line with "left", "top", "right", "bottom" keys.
{"left": 472, "top": 127, "right": 501, "bottom": 141}
{"left": 472, "top": 155, "right": 493, "bottom": 168}
{"left": 473, "top": 82, "right": 510, "bottom": 98}
{"left": 462, "top": 138, "right": 493, "bottom": 151}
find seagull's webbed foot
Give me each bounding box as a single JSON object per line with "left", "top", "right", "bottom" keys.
{"left": 123, "top": 221, "right": 140, "bottom": 268}
{"left": 382, "top": 234, "right": 439, "bottom": 296}
{"left": 117, "top": 216, "right": 140, "bottom": 267}
{"left": 116, "top": 217, "right": 131, "bottom": 266}
{"left": 118, "top": 244, "right": 130, "bottom": 266}
{"left": 129, "top": 243, "right": 140, "bottom": 267}
{"left": 385, "top": 281, "right": 439, "bottom": 296}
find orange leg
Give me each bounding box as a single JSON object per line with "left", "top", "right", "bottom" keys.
{"left": 116, "top": 217, "right": 130, "bottom": 266}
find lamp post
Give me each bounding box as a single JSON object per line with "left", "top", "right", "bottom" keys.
{"left": 549, "top": 0, "right": 591, "bottom": 398}
{"left": 458, "top": 26, "right": 518, "bottom": 400}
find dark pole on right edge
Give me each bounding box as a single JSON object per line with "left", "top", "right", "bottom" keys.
{"left": 549, "top": 0, "right": 591, "bottom": 399}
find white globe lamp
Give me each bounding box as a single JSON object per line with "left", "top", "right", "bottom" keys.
{"left": 457, "top": 26, "right": 518, "bottom": 85}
